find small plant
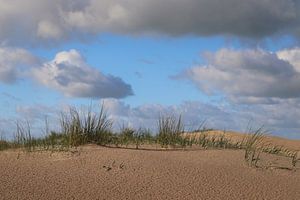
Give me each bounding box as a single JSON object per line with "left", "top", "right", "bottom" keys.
{"left": 263, "top": 145, "right": 286, "bottom": 155}
{"left": 157, "top": 114, "right": 184, "bottom": 148}
{"left": 13, "top": 120, "right": 36, "bottom": 152}
{"left": 197, "top": 132, "right": 209, "bottom": 148}
{"left": 133, "top": 128, "right": 145, "bottom": 149}
{"left": 243, "top": 127, "right": 266, "bottom": 167}
{"left": 110, "top": 134, "right": 121, "bottom": 147}
{"left": 291, "top": 151, "right": 298, "bottom": 168}
{"left": 60, "top": 109, "right": 83, "bottom": 147}
{"left": 119, "top": 126, "right": 135, "bottom": 147}
{"left": 43, "top": 131, "right": 71, "bottom": 151}
{"left": 59, "top": 103, "right": 113, "bottom": 147}
{"left": 141, "top": 129, "right": 155, "bottom": 144}
{"left": 91, "top": 104, "right": 113, "bottom": 145}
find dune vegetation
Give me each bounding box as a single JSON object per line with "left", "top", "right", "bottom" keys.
{"left": 0, "top": 103, "right": 299, "bottom": 170}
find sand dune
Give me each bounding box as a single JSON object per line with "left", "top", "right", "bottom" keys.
{"left": 184, "top": 130, "right": 300, "bottom": 151}
{"left": 1, "top": 142, "right": 300, "bottom": 200}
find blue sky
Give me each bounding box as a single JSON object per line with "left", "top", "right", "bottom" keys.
{"left": 1, "top": 0, "right": 300, "bottom": 139}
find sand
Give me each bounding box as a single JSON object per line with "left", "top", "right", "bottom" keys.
{"left": 0, "top": 131, "right": 300, "bottom": 200}
{"left": 1, "top": 142, "right": 300, "bottom": 200}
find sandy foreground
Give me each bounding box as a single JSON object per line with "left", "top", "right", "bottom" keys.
{"left": 1, "top": 134, "right": 300, "bottom": 200}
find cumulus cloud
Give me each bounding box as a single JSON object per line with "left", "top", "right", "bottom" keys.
{"left": 0, "top": 47, "right": 38, "bottom": 83}
{"left": 0, "top": 47, "right": 133, "bottom": 99}
{"left": 0, "top": 0, "right": 299, "bottom": 46}
{"left": 182, "top": 48, "right": 300, "bottom": 102}
{"left": 32, "top": 49, "right": 133, "bottom": 98}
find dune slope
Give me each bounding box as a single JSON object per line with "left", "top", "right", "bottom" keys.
{"left": 1, "top": 145, "right": 300, "bottom": 200}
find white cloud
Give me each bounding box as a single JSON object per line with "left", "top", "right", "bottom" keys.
{"left": 0, "top": 47, "right": 133, "bottom": 99}
{"left": 234, "top": 98, "right": 300, "bottom": 138}
{"left": 177, "top": 47, "right": 300, "bottom": 138}
{"left": 0, "top": 0, "right": 299, "bottom": 46}
{"left": 183, "top": 48, "right": 300, "bottom": 101}
{"left": 277, "top": 47, "right": 300, "bottom": 72}
{"left": 0, "top": 47, "right": 38, "bottom": 83}
{"left": 32, "top": 49, "right": 133, "bottom": 98}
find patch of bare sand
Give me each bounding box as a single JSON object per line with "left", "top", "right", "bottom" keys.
{"left": 1, "top": 144, "right": 300, "bottom": 200}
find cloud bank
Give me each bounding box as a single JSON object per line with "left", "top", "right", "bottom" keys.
{"left": 0, "top": 0, "right": 299, "bottom": 46}
{"left": 183, "top": 48, "right": 300, "bottom": 103}
{"left": 7, "top": 98, "right": 300, "bottom": 139}
{"left": 103, "top": 99, "right": 241, "bottom": 131}
{"left": 103, "top": 99, "right": 300, "bottom": 138}
{"left": 178, "top": 47, "right": 300, "bottom": 138}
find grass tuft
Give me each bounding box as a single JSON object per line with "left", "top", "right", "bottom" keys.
{"left": 157, "top": 115, "right": 184, "bottom": 148}
{"left": 59, "top": 103, "right": 113, "bottom": 147}
{"left": 243, "top": 127, "right": 266, "bottom": 167}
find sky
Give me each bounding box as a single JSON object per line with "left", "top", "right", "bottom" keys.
{"left": 1, "top": 0, "right": 300, "bottom": 139}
